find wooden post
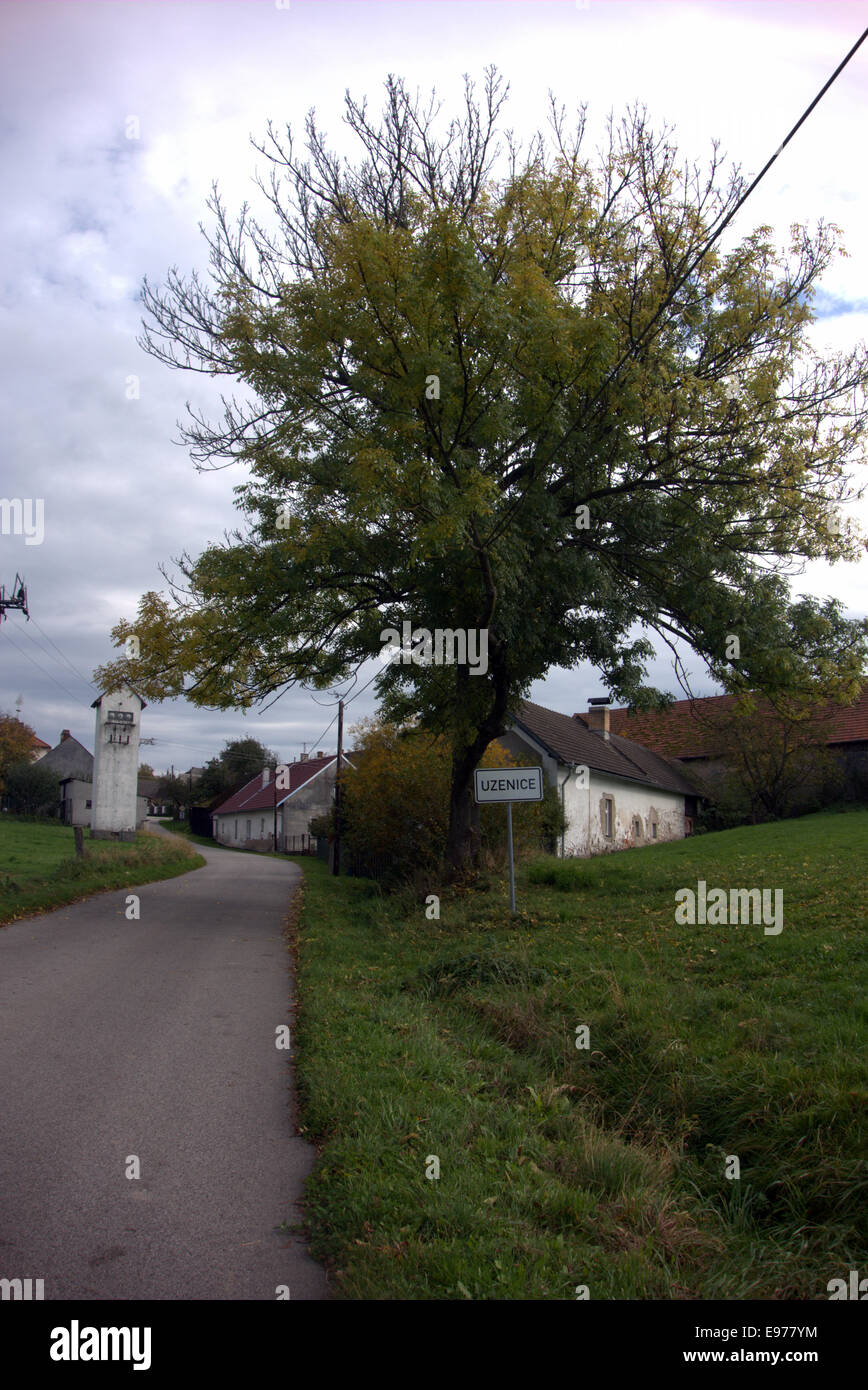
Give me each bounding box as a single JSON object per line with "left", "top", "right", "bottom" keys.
{"left": 73, "top": 826, "right": 84, "bottom": 858}
{"left": 333, "top": 700, "right": 344, "bottom": 875}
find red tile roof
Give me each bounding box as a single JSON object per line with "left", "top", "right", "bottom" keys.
{"left": 212, "top": 755, "right": 338, "bottom": 815}
{"left": 582, "top": 684, "right": 868, "bottom": 760}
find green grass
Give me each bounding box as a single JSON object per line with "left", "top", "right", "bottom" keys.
{"left": 157, "top": 817, "right": 218, "bottom": 848}
{"left": 0, "top": 816, "right": 206, "bottom": 925}
{"left": 290, "top": 808, "right": 868, "bottom": 1300}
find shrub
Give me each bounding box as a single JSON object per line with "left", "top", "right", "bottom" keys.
{"left": 3, "top": 760, "right": 61, "bottom": 816}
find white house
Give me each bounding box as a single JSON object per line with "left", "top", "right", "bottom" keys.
{"left": 501, "top": 698, "right": 699, "bottom": 857}
{"left": 211, "top": 751, "right": 355, "bottom": 852}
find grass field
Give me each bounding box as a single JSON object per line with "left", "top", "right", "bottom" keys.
{"left": 289, "top": 808, "right": 868, "bottom": 1300}
{"left": 0, "top": 816, "right": 206, "bottom": 926}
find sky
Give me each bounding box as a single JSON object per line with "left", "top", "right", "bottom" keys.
{"left": 1, "top": 0, "right": 867, "bottom": 771}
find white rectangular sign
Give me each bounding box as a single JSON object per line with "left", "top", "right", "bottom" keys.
{"left": 474, "top": 767, "right": 543, "bottom": 803}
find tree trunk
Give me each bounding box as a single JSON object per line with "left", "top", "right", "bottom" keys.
{"left": 444, "top": 659, "right": 511, "bottom": 877}
{"left": 445, "top": 748, "right": 480, "bottom": 874}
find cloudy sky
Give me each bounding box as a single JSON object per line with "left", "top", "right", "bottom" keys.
{"left": 1, "top": 0, "right": 866, "bottom": 771}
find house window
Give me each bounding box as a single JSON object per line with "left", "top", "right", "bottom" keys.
{"left": 632, "top": 816, "right": 642, "bottom": 839}
{"left": 651, "top": 820, "right": 658, "bottom": 840}
{"left": 245, "top": 819, "right": 251, "bottom": 840}
{"left": 602, "top": 796, "right": 613, "bottom": 838}
{"left": 260, "top": 817, "right": 265, "bottom": 836}
{"left": 85, "top": 800, "right": 92, "bottom": 809}
{"left": 234, "top": 819, "right": 238, "bottom": 840}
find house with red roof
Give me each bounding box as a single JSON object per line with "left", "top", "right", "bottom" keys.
{"left": 211, "top": 750, "right": 353, "bottom": 853}
{"left": 601, "top": 684, "right": 868, "bottom": 802}
{"left": 502, "top": 699, "right": 699, "bottom": 857}
{"left": 29, "top": 732, "right": 52, "bottom": 761}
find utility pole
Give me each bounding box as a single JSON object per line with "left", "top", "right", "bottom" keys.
{"left": 273, "top": 758, "right": 278, "bottom": 852}
{"left": 333, "top": 700, "right": 344, "bottom": 876}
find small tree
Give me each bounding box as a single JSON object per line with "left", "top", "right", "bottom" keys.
{"left": 0, "top": 714, "right": 38, "bottom": 793}
{"left": 156, "top": 773, "right": 194, "bottom": 821}
{"left": 340, "top": 716, "right": 555, "bottom": 885}
{"left": 4, "top": 760, "right": 61, "bottom": 816}
{"left": 693, "top": 692, "right": 846, "bottom": 822}
{"left": 195, "top": 739, "right": 278, "bottom": 804}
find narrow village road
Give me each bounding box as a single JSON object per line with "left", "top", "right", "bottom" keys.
{"left": 0, "top": 827, "right": 330, "bottom": 1299}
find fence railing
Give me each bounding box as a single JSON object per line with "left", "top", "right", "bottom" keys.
{"left": 343, "top": 848, "right": 390, "bottom": 882}
{"left": 283, "top": 833, "right": 316, "bottom": 855}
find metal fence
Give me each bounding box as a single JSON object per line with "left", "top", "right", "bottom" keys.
{"left": 342, "top": 848, "right": 390, "bottom": 882}
{"left": 283, "top": 833, "right": 316, "bottom": 855}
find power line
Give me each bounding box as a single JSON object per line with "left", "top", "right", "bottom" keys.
{"left": 15, "top": 620, "right": 96, "bottom": 700}
{"left": 581, "top": 23, "right": 868, "bottom": 435}
{"left": 27, "top": 613, "right": 97, "bottom": 690}
{"left": 0, "top": 628, "right": 92, "bottom": 709}
{"left": 343, "top": 661, "right": 382, "bottom": 710}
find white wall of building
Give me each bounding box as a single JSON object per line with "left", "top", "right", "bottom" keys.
{"left": 501, "top": 726, "right": 685, "bottom": 858}
{"left": 562, "top": 767, "right": 685, "bottom": 857}
{"left": 60, "top": 778, "right": 92, "bottom": 827}
{"left": 91, "top": 687, "right": 143, "bottom": 840}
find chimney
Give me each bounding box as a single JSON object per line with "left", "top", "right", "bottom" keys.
{"left": 586, "top": 698, "right": 611, "bottom": 740}
{"left": 60, "top": 729, "right": 71, "bottom": 742}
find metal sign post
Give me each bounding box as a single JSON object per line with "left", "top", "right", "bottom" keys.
{"left": 473, "top": 767, "right": 543, "bottom": 915}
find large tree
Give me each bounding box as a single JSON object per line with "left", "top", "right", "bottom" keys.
{"left": 95, "top": 71, "right": 868, "bottom": 871}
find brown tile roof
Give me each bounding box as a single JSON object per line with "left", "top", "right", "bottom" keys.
{"left": 212, "top": 754, "right": 343, "bottom": 815}
{"left": 594, "top": 684, "right": 868, "bottom": 759}
{"left": 513, "top": 701, "right": 696, "bottom": 796}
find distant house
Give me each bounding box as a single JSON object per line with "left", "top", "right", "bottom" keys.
{"left": 38, "top": 730, "right": 95, "bottom": 826}
{"left": 211, "top": 751, "right": 353, "bottom": 852}
{"left": 137, "top": 778, "right": 170, "bottom": 817}
{"left": 502, "top": 699, "right": 698, "bottom": 857}
{"left": 38, "top": 729, "right": 149, "bottom": 829}
{"left": 29, "top": 733, "right": 51, "bottom": 761}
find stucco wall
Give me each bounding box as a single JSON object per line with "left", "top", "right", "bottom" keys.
{"left": 91, "top": 688, "right": 142, "bottom": 838}
{"left": 212, "top": 764, "right": 336, "bottom": 851}
{"left": 502, "top": 726, "right": 685, "bottom": 857}
{"left": 60, "top": 779, "right": 92, "bottom": 827}
{"left": 562, "top": 767, "right": 685, "bottom": 856}
{"left": 281, "top": 764, "right": 336, "bottom": 841}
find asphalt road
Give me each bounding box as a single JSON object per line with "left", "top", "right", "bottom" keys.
{"left": 0, "top": 826, "right": 330, "bottom": 1300}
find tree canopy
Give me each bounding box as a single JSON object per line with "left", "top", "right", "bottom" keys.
{"left": 3, "top": 760, "right": 61, "bottom": 816}
{"left": 0, "top": 714, "right": 38, "bottom": 793}
{"left": 94, "top": 69, "right": 868, "bottom": 868}
{"left": 194, "top": 737, "right": 279, "bottom": 802}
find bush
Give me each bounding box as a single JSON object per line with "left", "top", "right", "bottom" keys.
{"left": 340, "top": 717, "right": 561, "bottom": 887}
{"left": 3, "top": 760, "right": 61, "bottom": 816}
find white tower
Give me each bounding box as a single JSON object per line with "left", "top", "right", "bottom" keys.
{"left": 91, "top": 683, "right": 145, "bottom": 840}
